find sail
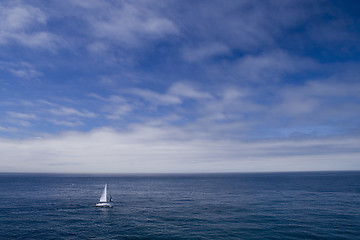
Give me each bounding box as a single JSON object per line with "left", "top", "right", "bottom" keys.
{"left": 99, "top": 184, "right": 107, "bottom": 202}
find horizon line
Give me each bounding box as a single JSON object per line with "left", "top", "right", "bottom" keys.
{"left": 1, "top": 170, "right": 359, "bottom": 176}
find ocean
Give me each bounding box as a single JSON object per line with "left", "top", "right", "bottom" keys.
{"left": 0, "top": 171, "right": 359, "bottom": 239}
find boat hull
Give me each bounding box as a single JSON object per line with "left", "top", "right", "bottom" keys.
{"left": 95, "top": 202, "right": 113, "bottom": 207}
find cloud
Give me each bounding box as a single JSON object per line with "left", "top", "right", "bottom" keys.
{"left": 2, "top": 75, "right": 358, "bottom": 140}
{"left": 168, "top": 82, "right": 213, "bottom": 99}
{"left": 67, "top": 0, "right": 105, "bottom": 9}
{"left": 129, "top": 82, "right": 212, "bottom": 107}
{"left": 87, "top": 42, "right": 108, "bottom": 54}
{"left": 0, "top": 1, "right": 178, "bottom": 52}
{"left": 0, "top": 0, "right": 359, "bottom": 173}
{"left": 49, "top": 107, "right": 96, "bottom": 118}
{"left": 6, "top": 119, "right": 32, "bottom": 127}
{"left": 1, "top": 0, "right": 356, "bottom": 57}
{"left": 232, "top": 50, "right": 319, "bottom": 82}
{"left": 51, "top": 120, "right": 84, "bottom": 127}
{"left": 0, "top": 2, "right": 60, "bottom": 50}
{"left": 83, "top": 1, "right": 178, "bottom": 47}
{"left": 0, "top": 4, "right": 45, "bottom": 31}
{"left": 0, "top": 126, "right": 359, "bottom": 173}
{"left": 7, "top": 112, "right": 37, "bottom": 120}
{"left": 4, "top": 111, "right": 37, "bottom": 127}
{"left": 0, "top": 61, "right": 41, "bottom": 78}
{"left": 88, "top": 94, "right": 133, "bottom": 120}
{"left": 170, "top": 0, "right": 315, "bottom": 52}
{"left": 305, "top": 7, "right": 359, "bottom": 52}
{"left": 274, "top": 80, "right": 360, "bottom": 119}
{"left": 0, "top": 126, "right": 17, "bottom": 132}
{"left": 106, "top": 105, "right": 132, "bottom": 120}
{"left": 118, "top": 78, "right": 360, "bottom": 140}
{"left": 197, "top": 87, "right": 263, "bottom": 122}
{"left": 129, "top": 88, "right": 182, "bottom": 105}
{"left": 182, "top": 42, "right": 230, "bottom": 62}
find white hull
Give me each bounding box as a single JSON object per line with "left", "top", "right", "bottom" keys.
{"left": 95, "top": 202, "right": 113, "bottom": 207}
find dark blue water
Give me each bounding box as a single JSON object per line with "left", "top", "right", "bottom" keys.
{"left": 0, "top": 172, "right": 359, "bottom": 239}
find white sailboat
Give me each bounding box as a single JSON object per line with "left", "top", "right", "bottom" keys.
{"left": 95, "top": 184, "right": 113, "bottom": 207}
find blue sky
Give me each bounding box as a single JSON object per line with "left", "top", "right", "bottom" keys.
{"left": 1, "top": 0, "right": 360, "bottom": 173}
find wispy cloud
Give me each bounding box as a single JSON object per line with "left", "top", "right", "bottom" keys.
{"left": 182, "top": 42, "right": 230, "bottom": 62}
{"left": 4, "top": 111, "right": 37, "bottom": 128}
{"left": 50, "top": 120, "right": 84, "bottom": 127}
{"left": 170, "top": 1, "right": 315, "bottom": 52}
{"left": 67, "top": 1, "right": 179, "bottom": 48}
{"left": 106, "top": 105, "right": 132, "bottom": 120}
{"left": 168, "top": 82, "right": 213, "bottom": 100}
{"left": 6, "top": 119, "right": 32, "bottom": 127}
{"left": 7, "top": 112, "right": 37, "bottom": 120}
{"left": 0, "top": 61, "right": 41, "bottom": 78}
{"left": 129, "top": 88, "right": 182, "bottom": 105}
{"left": 0, "top": 2, "right": 60, "bottom": 50}
{"left": 129, "top": 82, "right": 212, "bottom": 107}
{"left": 0, "top": 126, "right": 17, "bottom": 132}
{"left": 49, "top": 107, "right": 96, "bottom": 118}
{"left": 231, "top": 50, "right": 319, "bottom": 82}
{"left": 274, "top": 80, "right": 360, "bottom": 119}
{"left": 88, "top": 94, "right": 133, "bottom": 120}
{"left": 92, "top": 4, "right": 178, "bottom": 45}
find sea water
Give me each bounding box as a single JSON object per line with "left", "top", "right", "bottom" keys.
{"left": 0, "top": 171, "right": 359, "bottom": 239}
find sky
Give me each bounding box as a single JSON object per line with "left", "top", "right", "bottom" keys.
{"left": 1, "top": 0, "right": 360, "bottom": 173}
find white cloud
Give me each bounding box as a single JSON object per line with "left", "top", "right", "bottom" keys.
{"left": 130, "top": 88, "right": 182, "bottom": 105}
{"left": 0, "top": 126, "right": 359, "bottom": 173}
{"left": 49, "top": 107, "right": 96, "bottom": 118}
{"left": 123, "top": 79, "right": 360, "bottom": 140}
{"left": 106, "top": 105, "right": 132, "bottom": 120}
{"left": 222, "top": 88, "right": 248, "bottom": 101}
{"left": 0, "top": 5, "right": 46, "bottom": 31}
{"left": 0, "top": 61, "right": 41, "bottom": 78}
{"left": 0, "top": 3, "right": 60, "bottom": 50}
{"left": 129, "top": 82, "right": 212, "bottom": 108}
{"left": 88, "top": 94, "right": 133, "bottom": 120}
{"left": 7, "top": 112, "right": 37, "bottom": 120}
{"left": 86, "top": 2, "right": 178, "bottom": 46}
{"left": 5, "top": 111, "right": 37, "bottom": 127}
{"left": 51, "top": 120, "right": 83, "bottom": 127}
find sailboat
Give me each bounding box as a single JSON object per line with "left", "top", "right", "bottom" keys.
{"left": 95, "top": 184, "right": 113, "bottom": 207}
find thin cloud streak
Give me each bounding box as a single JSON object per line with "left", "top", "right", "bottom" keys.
{"left": 7, "top": 112, "right": 37, "bottom": 120}
{"left": 49, "top": 107, "right": 96, "bottom": 118}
